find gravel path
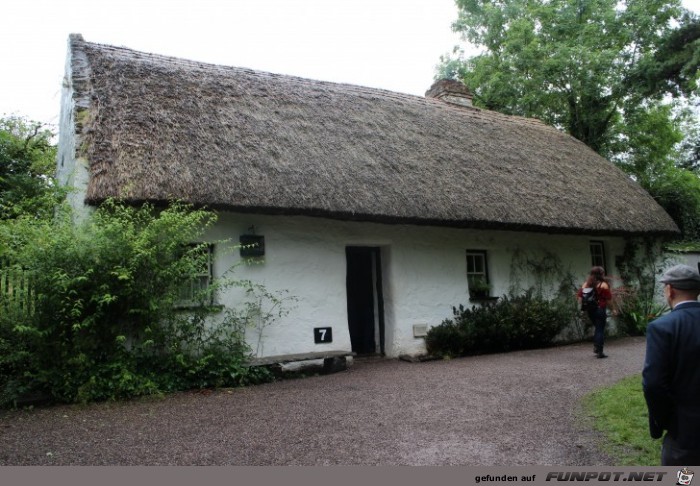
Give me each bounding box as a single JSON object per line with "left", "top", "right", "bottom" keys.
{"left": 0, "top": 337, "right": 647, "bottom": 465}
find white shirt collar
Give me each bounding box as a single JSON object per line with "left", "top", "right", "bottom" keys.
{"left": 673, "top": 300, "right": 699, "bottom": 309}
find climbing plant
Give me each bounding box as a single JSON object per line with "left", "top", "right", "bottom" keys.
{"left": 614, "top": 237, "right": 672, "bottom": 335}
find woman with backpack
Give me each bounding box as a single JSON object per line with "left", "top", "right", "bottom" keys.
{"left": 578, "top": 266, "right": 613, "bottom": 358}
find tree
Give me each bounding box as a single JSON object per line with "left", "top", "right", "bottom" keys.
{"left": 629, "top": 12, "right": 700, "bottom": 98}
{"left": 0, "top": 116, "right": 62, "bottom": 220}
{"left": 613, "top": 103, "right": 683, "bottom": 187}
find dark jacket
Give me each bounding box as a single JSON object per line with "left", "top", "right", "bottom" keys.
{"left": 642, "top": 301, "right": 700, "bottom": 448}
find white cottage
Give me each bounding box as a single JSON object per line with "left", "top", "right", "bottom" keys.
{"left": 57, "top": 35, "right": 679, "bottom": 359}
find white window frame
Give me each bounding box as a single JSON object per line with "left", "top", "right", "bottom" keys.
{"left": 590, "top": 241, "right": 606, "bottom": 269}
{"left": 177, "top": 244, "right": 214, "bottom": 307}
{"left": 466, "top": 250, "right": 490, "bottom": 296}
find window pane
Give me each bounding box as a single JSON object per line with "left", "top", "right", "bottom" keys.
{"left": 474, "top": 256, "right": 484, "bottom": 273}
{"left": 590, "top": 242, "right": 605, "bottom": 268}
{"left": 177, "top": 244, "right": 213, "bottom": 306}
{"left": 466, "top": 251, "right": 488, "bottom": 282}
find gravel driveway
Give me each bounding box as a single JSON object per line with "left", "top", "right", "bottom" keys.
{"left": 0, "top": 337, "right": 647, "bottom": 466}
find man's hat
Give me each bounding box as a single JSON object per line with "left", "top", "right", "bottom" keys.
{"left": 660, "top": 264, "right": 700, "bottom": 290}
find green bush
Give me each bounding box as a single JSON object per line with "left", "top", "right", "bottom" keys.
{"left": 422, "top": 319, "right": 465, "bottom": 358}
{"left": 0, "top": 200, "right": 276, "bottom": 406}
{"left": 426, "top": 291, "right": 574, "bottom": 358}
{"left": 614, "top": 290, "right": 669, "bottom": 336}
{"left": 0, "top": 304, "right": 35, "bottom": 406}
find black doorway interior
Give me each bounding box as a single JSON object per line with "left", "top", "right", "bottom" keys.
{"left": 346, "top": 247, "right": 384, "bottom": 355}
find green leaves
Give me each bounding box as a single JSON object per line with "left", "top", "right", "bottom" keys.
{"left": 0, "top": 116, "right": 64, "bottom": 220}
{"left": 426, "top": 291, "right": 574, "bottom": 358}
{"left": 0, "top": 199, "right": 280, "bottom": 405}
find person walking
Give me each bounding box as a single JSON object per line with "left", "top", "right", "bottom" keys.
{"left": 643, "top": 264, "right": 700, "bottom": 466}
{"left": 578, "top": 266, "right": 613, "bottom": 358}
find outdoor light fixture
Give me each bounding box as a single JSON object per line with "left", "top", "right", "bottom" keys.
{"left": 240, "top": 226, "right": 265, "bottom": 257}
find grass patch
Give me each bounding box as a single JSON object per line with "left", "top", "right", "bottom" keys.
{"left": 581, "top": 374, "right": 661, "bottom": 466}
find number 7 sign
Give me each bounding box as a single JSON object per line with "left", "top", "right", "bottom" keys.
{"left": 314, "top": 327, "right": 332, "bottom": 344}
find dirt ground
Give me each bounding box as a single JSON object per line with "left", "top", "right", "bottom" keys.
{"left": 0, "top": 336, "right": 648, "bottom": 465}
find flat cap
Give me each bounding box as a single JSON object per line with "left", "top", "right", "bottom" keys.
{"left": 660, "top": 264, "right": 700, "bottom": 290}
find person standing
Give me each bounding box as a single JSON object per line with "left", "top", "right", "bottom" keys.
{"left": 643, "top": 264, "right": 700, "bottom": 466}
{"left": 577, "top": 266, "right": 613, "bottom": 358}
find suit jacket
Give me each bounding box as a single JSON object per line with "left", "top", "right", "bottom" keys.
{"left": 642, "top": 301, "right": 700, "bottom": 448}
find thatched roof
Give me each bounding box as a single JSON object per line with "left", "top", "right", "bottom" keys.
{"left": 64, "top": 34, "right": 679, "bottom": 236}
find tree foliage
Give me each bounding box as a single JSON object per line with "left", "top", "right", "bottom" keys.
{"left": 629, "top": 12, "right": 700, "bottom": 98}
{"left": 0, "top": 116, "right": 63, "bottom": 220}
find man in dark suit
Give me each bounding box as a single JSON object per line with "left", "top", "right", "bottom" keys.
{"left": 643, "top": 264, "right": 700, "bottom": 466}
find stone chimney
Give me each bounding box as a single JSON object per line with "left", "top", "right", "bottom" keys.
{"left": 425, "top": 79, "right": 473, "bottom": 108}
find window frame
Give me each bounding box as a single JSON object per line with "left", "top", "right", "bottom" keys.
{"left": 466, "top": 250, "right": 490, "bottom": 298}
{"left": 590, "top": 241, "right": 606, "bottom": 269}
{"left": 176, "top": 243, "right": 214, "bottom": 308}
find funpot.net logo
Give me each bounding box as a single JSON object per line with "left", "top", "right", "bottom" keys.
{"left": 543, "top": 469, "right": 695, "bottom": 483}
{"left": 545, "top": 471, "right": 668, "bottom": 482}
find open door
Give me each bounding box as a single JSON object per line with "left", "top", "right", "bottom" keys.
{"left": 346, "top": 247, "right": 384, "bottom": 355}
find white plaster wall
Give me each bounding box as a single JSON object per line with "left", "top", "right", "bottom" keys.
{"left": 676, "top": 252, "right": 700, "bottom": 272}
{"left": 203, "top": 212, "right": 628, "bottom": 358}
{"left": 56, "top": 39, "right": 92, "bottom": 221}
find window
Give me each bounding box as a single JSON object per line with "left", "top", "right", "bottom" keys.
{"left": 590, "top": 241, "right": 606, "bottom": 269}
{"left": 177, "top": 244, "right": 214, "bottom": 306}
{"left": 467, "top": 250, "right": 490, "bottom": 298}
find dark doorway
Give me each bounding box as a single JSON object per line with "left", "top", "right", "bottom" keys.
{"left": 346, "top": 247, "right": 384, "bottom": 355}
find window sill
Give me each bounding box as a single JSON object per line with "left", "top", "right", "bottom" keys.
{"left": 174, "top": 303, "right": 225, "bottom": 312}
{"left": 469, "top": 296, "right": 499, "bottom": 304}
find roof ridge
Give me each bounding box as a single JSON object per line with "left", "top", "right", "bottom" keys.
{"left": 73, "top": 34, "right": 555, "bottom": 132}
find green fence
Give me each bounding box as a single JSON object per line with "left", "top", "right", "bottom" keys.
{"left": 0, "top": 258, "right": 34, "bottom": 316}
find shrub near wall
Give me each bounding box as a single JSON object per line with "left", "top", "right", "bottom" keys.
{"left": 425, "top": 291, "right": 575, "bottom": 358}
{"left": 0, "top": 201, "right": 273, "bottom": 406}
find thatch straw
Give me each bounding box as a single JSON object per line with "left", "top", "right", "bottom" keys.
{"left": 66, "top": 34, "right": 679, "bottom": 236}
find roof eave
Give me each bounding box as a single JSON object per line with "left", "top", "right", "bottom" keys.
{"left": 84, "top": 197, "right": 680, "bottom": 238}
